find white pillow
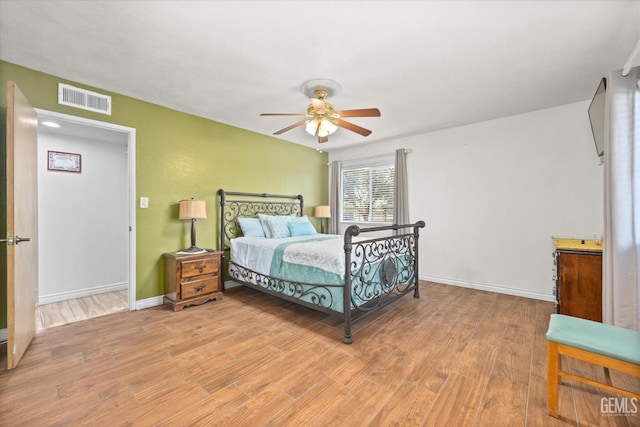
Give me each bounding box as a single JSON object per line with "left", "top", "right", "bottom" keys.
{"left": 257, "top": 213, "right": 295, "bottom": 238}
{"left": 266, "top": 215, "right": 293, "bottom": 239}
{"left": 257, "top": 213, "right": 274, "bottom": 238}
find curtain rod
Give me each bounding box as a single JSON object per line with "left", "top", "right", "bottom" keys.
{"left": 326, "top": 149, "right": 413, "bottom": 167}
{"left": 622, "top": 38, "right": 640, "bottom": 77}
{"left": 336, "top": 149, "right": 413, "bottom": 165}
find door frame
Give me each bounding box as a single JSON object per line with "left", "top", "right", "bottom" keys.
{"left": 35, "top": 109, "right": 137, "bottom": 310}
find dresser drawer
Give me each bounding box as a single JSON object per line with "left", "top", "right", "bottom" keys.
{"left": 180, "top": 276, "right": 220, "bottom": 299}
{"left": 181, "top": 257, "right": 219, "bottom": 278}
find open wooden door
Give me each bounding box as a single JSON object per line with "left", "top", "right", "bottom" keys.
{"left": 4, "top": 81, "right": 38, "bottom": 369}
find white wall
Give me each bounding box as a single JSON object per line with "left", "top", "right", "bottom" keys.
{"left": 329, "top": 100, "right": 603, "bottom": 300}
{"left": 38, "top": 132, "right": 129, "bottom": 303}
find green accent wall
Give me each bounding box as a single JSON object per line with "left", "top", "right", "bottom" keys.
{"left": 0, "top": 60, "right": 328, "bottom": 329}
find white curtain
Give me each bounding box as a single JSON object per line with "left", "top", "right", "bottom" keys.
{"left": 393, "top": 148, "right": 410, "bottom": 228}
{"left": 603, "top": 66, "right": 640, "bottom": 331}
{"left": 329, "top": 160, "right": 341, "bottom": 234}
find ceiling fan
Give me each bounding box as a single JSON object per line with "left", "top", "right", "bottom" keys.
{"left": 260, "top": 79, "right": 381, "bottom": 144}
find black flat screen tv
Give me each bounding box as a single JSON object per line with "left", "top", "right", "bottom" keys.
{"left": 587, "top": 77, "right": 606, "bottom": 158}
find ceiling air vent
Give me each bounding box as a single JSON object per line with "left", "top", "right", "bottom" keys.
{"left": 58, "top": 83, "right": 111, "bottom": 115}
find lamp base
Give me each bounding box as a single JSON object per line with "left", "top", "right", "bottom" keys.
{"left": 180, "top": 218, "right": 206, "bottom": 253}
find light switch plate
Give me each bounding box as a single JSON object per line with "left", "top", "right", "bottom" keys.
{"left": 140, "top": 197, "right": 149, "bottom": 208}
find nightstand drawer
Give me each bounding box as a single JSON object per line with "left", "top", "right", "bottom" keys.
{"left": 181, "top": 257, "right": 219, "bottom": 278}
{"left": 180, "top": 276, "right": 220, "bottom": 299}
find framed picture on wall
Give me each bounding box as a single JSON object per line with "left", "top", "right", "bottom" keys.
{"left": 48, "top": 150, "right": 81, "bottom": 173}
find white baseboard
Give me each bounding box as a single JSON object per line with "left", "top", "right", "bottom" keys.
{"left": 135, "top": 296, "right": 164, "bottom": 310}
{"left": 420, "top": 274, "right": 556, "bottom": 302}
{"left": 39, "top": 282, "right": 129, "bottom": 305}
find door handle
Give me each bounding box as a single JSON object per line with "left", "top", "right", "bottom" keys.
{"left": 0, "top": 236, "right": 31, "bottom": 245}
{"left": 15, "top": 236, "right": 31, "bottom": 245}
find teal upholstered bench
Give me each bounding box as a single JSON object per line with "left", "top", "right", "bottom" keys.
{"left": 546, "top": 314, "right": 640, "bottom": 417}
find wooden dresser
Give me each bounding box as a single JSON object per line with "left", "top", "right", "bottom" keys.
{"left": 163, "top": 251, "right": 223, "bottom": 311}
{"left": 553, "top": 238, "right": 602, "bottom": 322}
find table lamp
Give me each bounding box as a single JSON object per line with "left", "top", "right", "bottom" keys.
{"left": 314, "top": 205, "right": 330, "bottom": 234}
{"left": 179, "top": 198, "right": 206, "bottom": 252}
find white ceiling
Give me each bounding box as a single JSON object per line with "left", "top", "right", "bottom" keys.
{"left": 1, "top": 1, "right": 638, "bottom": 151}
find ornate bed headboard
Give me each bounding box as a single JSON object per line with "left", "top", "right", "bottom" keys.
{"left": 217, "top": 189, "right": 304, "bottom": 252}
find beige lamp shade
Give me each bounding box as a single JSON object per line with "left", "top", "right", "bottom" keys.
{"left": 314, "top": 205, "right": 331, "bottom": 218}
{"left": 179, "top": 199, "right": 207, "bottom": 219}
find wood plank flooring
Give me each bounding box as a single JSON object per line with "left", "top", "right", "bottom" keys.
{"left": 37, "top": 290, "right": 128, "bottom": 331}
{"left": 1, "top": 282, "right": 638, "bottom": 426}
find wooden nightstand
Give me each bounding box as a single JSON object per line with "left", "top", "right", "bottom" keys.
{"left": 163, "top": 251, "right": 223, "bottom": 311}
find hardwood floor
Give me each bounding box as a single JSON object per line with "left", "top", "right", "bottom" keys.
{"left": 1, "top": 282, "right": 638, "bottom": 426}
{"left": 36, "top": 290, "right": 128, "bottom": 331}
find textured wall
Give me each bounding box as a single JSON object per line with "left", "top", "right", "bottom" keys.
{"left": 0, "top": 61, "right": 328, "bottom": 328}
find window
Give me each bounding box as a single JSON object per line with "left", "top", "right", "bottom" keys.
{"left": 341, "top": 163, "right": 394, "bottom": 223}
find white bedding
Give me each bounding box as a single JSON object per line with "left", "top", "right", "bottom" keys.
{"left": 230, "top": 234, "right": 345, "bottom": 277}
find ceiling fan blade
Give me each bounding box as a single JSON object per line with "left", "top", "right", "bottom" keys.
{"left": 273, "top": 120, "right": 308, "bottom": 135}
{"left": 318, "top": 135, "right": 328, "bottom": 144}
{"left": 334, "top": 108, "right": 381, "bottom": 118}
{"left": 310, "top": 98, "right": 325, "bottom": 113}
{"left": 333, "top": 118, "right": 372, "bottom": 137}
{"left": 260, "top": 113, "right": 308, "bottom": 116}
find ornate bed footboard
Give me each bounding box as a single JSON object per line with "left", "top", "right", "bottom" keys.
{"left": 343, "top": 221, "right": 425, "bottom": 343}
{"left": 218, "top": 189, "right": 425, "bottom": 344}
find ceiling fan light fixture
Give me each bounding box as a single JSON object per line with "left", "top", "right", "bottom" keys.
{"left": 305, "top": 118, "right": 337, "bottom": 137}
{"left": 261, "top": 78, "right": 379, "bottom": 143}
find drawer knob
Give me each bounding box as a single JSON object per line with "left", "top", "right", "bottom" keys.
{"left": 194, "top": 285, "right": 206, "bottom": 292}
{"left": 195, "top": 264, "right": 206, "bottom": 272}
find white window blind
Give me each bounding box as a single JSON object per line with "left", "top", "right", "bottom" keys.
{"left": 341, "top": 163, "right": 394, "bottom": 223}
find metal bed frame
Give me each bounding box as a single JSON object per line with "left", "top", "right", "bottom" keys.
{"left": 218, "top": 189, "right": 425, "bottom": 344}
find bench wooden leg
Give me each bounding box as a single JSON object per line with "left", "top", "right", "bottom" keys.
{"left": 547, "top": 341, "right": 559, "bottom": 418}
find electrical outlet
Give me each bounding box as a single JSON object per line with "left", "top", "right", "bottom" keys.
{"left": 140, "top": 197, "right": 149, "bottom": 208}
